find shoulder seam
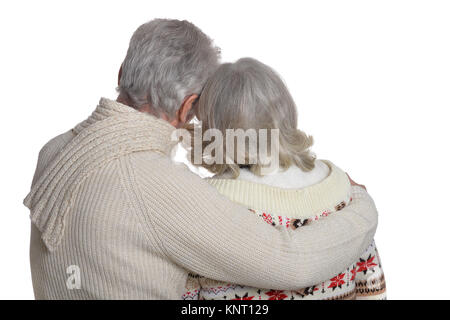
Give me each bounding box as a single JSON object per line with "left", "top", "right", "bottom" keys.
{"left": 116, "top": 154, "right": 171, "bottom": 259}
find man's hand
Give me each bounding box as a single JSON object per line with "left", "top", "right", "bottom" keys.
{"left": 346, "top": 173, "right": 366, "bottom": 191}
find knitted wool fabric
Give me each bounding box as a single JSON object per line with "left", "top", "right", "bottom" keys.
{"left": 24, "top": 98, "right": 378, "bottom": 299}
{"left": 183, "top": 164, "right": 386, "bottom": 300}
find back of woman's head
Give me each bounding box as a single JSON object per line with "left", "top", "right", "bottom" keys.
{"left": 193, "top": 57, "right": 315, "bottom": 177}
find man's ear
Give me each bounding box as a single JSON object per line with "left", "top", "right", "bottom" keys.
{"left": 118, "top": 64, "right": 123, "bottom": 86}
{"left": 176, "top": 94, "right": 199, "bottom": 126}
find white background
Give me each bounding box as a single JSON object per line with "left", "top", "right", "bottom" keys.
{"left": 1, "top": 0, "right": 449, "bottom": 300}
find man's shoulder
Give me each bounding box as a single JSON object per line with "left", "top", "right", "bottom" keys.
{"left": 32, "top": 130, "right": 76, "bottom": 185}
{"left": 124, "top": 151, "right": 209, "bottom": 189}
{"left": 126, "top": 151, "right": 195, "bottom": 175}
{"left": 40, "top": 130, "right": 75, "bottom": 155}
{"left": 38, "top": 131, "right": 75, "bottom": 167}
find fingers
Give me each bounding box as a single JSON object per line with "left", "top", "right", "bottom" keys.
{"left": 346, "top": 173, "right": 367, "bottom": 191}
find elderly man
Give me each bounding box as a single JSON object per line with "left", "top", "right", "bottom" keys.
{"left": 24, "top": 19, "right": 377, "bottom": 299}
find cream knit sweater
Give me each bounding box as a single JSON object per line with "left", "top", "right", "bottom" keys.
{"left": 24, "top": 98, "right": 378, "bottom": 299}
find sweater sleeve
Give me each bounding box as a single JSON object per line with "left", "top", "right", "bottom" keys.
{"left": 127, "top": 153, "right": 378, "bottom": 290}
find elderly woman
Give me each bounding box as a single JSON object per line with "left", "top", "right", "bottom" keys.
{"left": 183, "top": 58, "right": 386, "bottom": 300}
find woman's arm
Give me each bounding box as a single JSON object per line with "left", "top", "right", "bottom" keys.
{"left": 129, "top": 153, "right": 378, "bottom": 290}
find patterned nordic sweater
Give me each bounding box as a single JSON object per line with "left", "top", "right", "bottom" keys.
{"left": 183, "top": 162, "right": 386, "bottom": 300}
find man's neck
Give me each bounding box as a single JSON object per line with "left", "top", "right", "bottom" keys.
{"left": 116, "top": 94, "right": 154, "bottom": 114}
{"left": 116, "top": 94, "right": 177, "bottom": 127}
{"left": 116, "top": 93, "right": 136, "bottom": 109}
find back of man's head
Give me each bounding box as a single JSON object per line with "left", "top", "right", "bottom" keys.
{"left": 118, "top": 19, "right": 221, "bottom": 117}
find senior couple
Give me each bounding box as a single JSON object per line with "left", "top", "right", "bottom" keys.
{"left": 24, "top": 19, "right": 385, "bottom": 300}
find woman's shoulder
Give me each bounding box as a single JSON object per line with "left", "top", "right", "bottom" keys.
{"left": 205, "top": 159, "right": 351, "bottom": 218}
{"left": 229, "top": 159, "right": 331, "bottom": 189}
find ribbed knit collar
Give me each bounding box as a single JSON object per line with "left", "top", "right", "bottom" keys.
{"left": 24, "top": 98, "right": 177, "bottom": 251}
{"left": 207, "top": 161, "right": 351, "bottom": 218}
{"left": 72, "top": 98, "right": 174, "bottom": 139}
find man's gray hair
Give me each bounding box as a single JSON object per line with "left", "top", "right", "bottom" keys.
{"left": 119, "top": 19, "right": 220, "bottom": 116}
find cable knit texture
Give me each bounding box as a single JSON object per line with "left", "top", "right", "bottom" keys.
{"left": 24, "top": 98, "right": 177, "bottom": 251}
{"left": 24, "top": 98, "right": 378, "bottom": 299}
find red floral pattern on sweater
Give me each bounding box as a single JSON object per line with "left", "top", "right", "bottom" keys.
{"left": 182, "top": 198, "right": 386, "bottom": 300}
{"left": 265, "top": 290, "right": 289, "bottom": 300}
{"left": 356, "top": 255, "right": 378, "bottom": 275}
{"left": 328, "top": 273, "right": 346, "bottom": 290}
